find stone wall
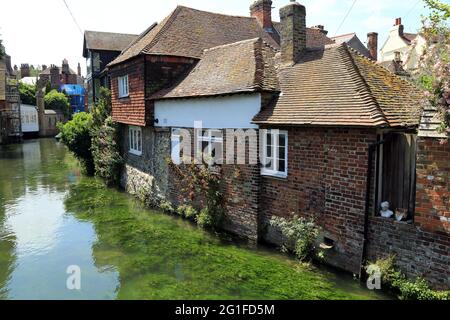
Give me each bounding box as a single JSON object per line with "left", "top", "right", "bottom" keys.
{"left": 120, "top": 125, "right": 171, "bottom": 206}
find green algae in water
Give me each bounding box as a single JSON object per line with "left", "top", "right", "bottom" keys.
{"left": 0, "top": 139, "right": 389, "bottom": 300}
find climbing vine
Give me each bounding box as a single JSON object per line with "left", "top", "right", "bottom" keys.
{"left": 166, "top": 159, "right": 225, "bottom": 229}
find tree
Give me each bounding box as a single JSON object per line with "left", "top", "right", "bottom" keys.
{"left": 416, "top": 0, "right": 450, "bottom": 138}
{"left": 44, "top": 90, "right": 71, "bottom": 116}
{"left": 57, "top": 112, "right": 94, "bottom": 174}
{"left": 18, "top": 82, "right": 36, "bottom": 105}
{"left": 0, "top": 38, "right": 4, "bottom": 59}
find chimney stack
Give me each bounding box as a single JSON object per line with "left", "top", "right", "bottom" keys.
{"left": 62, "top": 59, "right": 69, "bottom": 74}
{"left": 394, "top": 17, "right": 404, "bottom": 37}
{"left": 367, "top": 32, "right": 378, "bottom": 61}
{"left": 20, "top": 63, "right": 30, "bottom": 78}
{"left": 250, "top": 0, "right": 273, "bottom": 31}
{"left": 312, "top": 25, "right": 328, "bottom": 35}
{"left": 77, "top": 63, "right": 82, "bottom": 77}
{"left": 280, "top": 1, "right": 306, "bottom": 65}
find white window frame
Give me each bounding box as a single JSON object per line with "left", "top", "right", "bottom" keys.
{"left": 129, "top": 126, "right": 142, "bottom": 156}
{"left": 171, "top": 128, "right": 181, "bottom": 165}
{"left": 118, "top": 75, "right": 129, "bottom": 98}
{"left": 261, "top": 129, "right": 288, "bottom": 179}
{"left": 197, "top": 129, "right": 224, "bottom": 165}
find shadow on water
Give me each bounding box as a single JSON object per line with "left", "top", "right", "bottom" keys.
{"left": 0, "top": 139, "right": 392, "bottom": 300}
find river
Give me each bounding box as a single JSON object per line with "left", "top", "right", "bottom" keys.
{"left": 0, "top": 139, "right": 389, "bottom": 300}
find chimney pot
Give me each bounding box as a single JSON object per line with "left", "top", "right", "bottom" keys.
{"left": 367, "top": 32, "right": 378, "bottom": 61}
{"left": 250, "top": 0, "right": 273, "bottom": 31}
{"left": 280, "top": 1, "right": 307, "bottom": 65}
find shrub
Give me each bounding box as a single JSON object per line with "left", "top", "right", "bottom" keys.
{"left": 366, "top": 256, "right": 449, "bottom": 300}
{"left": 18, "top": 82, "right": 36, "bottom": 105}
{"left": 57, "top": 112, "right": 94, "bottom": 174}
{"left": 270, "top": 216, "right": 320, "bottom": 261}
{"left": 91, "top": 117, "right": 123, "bottom": 186}
{"left": 45, "top": 90, "right": 70, "bottom": 116}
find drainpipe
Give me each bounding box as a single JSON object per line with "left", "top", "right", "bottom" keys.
{"left": 359, "top": 137, "right": 388, "bottom": 280}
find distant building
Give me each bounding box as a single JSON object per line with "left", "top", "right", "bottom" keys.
{"left": 37, "top": 59, "right": 83, "bottom": 90}
{"left": 20, "top": 104, "right": 39, "bottom": 136}
{"left": 61, "top": 84, "right": 86, "bottom": 113}
{"left": 380, "top": 18, "right": 425, "bottom": 72}
{"left": 0, "top": 48, "right": 21, "bottom": 144}
{"left": 331, "top": 32, "right": 374, "bottom": 59}
{"left": 83, "top": 30, "right": 138, "bottom": 108}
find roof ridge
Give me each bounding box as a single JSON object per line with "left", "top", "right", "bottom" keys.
{"left": 253, "top": 38, "right": 264, "bottom": 91}
{"left": 176, "top": 5, "right": 263, "bottom": 20}
{"left": 347, "top": 44, "right": 421, "bottom": 90}
{"left": 84, "top": 30, "right": 139, "bottom": 36}
{"left": 340, "top": 43, "right": 389, "bottom": 127}
{"left": 121, "top": 23, "right": 157, "bottom": 54}
{"left": 142, "top": 7, "right": 183, "bottom": 55}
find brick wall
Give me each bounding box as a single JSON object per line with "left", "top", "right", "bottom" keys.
{"left": 111, "top": 57, "right": 146, "bottom": 126}
{"left": 367, "top": 137, "right": 449, "bottom": 289}
{"left": 260, "top": 127, "right": 377, "bottom": 273}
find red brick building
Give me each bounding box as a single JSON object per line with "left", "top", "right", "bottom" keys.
{"left": 108, "top": 1, "right": 449, "bottom": 289}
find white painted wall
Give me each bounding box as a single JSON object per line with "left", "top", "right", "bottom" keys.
{"left": 155, "top": 94, "right": 261, "bottom": 129}
{"left": 20, "top": 104, "right": 39, "bottom": 133}
{"left": 380, "top": 25, "right": 425, "bottom": 71}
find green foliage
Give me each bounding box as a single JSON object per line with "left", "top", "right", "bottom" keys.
{"left": 18, "top": 82, "right": 36, "bottom": 105}
{"left": 270, "top": 216, "right": 320, "bottom": 262}
{"left": 0, "top": 38, "right": 4, "bottom": 59}
{"left": 367, "top": 256, "right": 449, "bottom": 300}
{"left": 44, "top": 90, "right": 70, "bottom": 116}
{"left": 91, "top": 87, "right": 112, "bottom": 127}
{"left": 176, "top": 204, "right": 199, "bottom": 219}
{"left": 91, "top": 117, "right": 123, "bottom": 186}
{"left": 90, "top": 88, "right": 123, "bottom": 187}
{"left": 57, "top": 112, "right": 94, "bottom": 175}
{"left": 415, "top": 0, "right": 450, "bottom": 137}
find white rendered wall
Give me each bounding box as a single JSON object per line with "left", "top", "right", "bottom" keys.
{"left": 20, "top": 104, "right": 39, "bottom": 133}
{"left": 154, "top": 94, "right": 261, "bottom": 129}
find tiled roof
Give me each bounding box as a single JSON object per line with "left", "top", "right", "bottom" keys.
{"left": 83, "top": 31, "right": 138, "bottom": 56}
{"left": 151, "top": 38, "right": 279, "bottom": 100}
{"left": 403, "top": 32, "right": 418, "bottom": 43}
{"left": 331, "top": 32, "right": 356, "bottom": 43}
{"left": 109, "top": 6, "right": 333, "bottom": 66}
{"left": 253, "top": 43, "right": 423, "bottom": 128}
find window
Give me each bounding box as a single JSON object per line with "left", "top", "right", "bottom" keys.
{"left": 262, "top": 130, "right": 288, "bottom": 178}
{"left": 118, "top": 75, "right": 129, "bottom": 98}
{"left": 376, "top": 132, "right": 417, "bottom": 221}
{"left": 197, "top": 129, "right": 223, "bottom": 165}
{"left": 129, "top": 126, "right": 142, "bottom": 156}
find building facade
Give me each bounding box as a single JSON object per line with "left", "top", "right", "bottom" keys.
{"left": 107, "top": 1, "right": 449, "bottom": 289}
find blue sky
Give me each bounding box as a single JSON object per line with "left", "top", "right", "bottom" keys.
{"left": 0, "top": 0, "right": 445, "bottom": 75}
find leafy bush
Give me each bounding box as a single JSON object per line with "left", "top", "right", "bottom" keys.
{"left": 91, "top": 117, "right": 123, "bottom": 186}
{"left": 18, "top": 82, "right": 36, "bottom": 105}
{"left": 57, "top": 112, "right": 94, "bottom": 174}
{"left": 90, "top": 88, "right": 123, "bottom": 187}
{"left": 270, "top": 216, "right": 320, "bottom": 261}
{"left": 367, "top": 256, "right": 449, "bottom": 300}
{"left": 44, "top": 90, "right": 70, "bottom": 116}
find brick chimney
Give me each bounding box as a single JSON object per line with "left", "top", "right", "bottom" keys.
{"left": 250, "top": 0, "right": 273, "bottom": 31}
{"left": 280, "top": 1, "right": 306, "bottom": 65}
{"left": 50, "top": 65, "right": 61, "bottom": 90}
{"left": 393, "top": 17, "right": 404, "bottom": 37}
{"left": 312, "top": 25, "right": 328, "bottom": 35}
{"left": 62, "top": 59, "right": 69, "bottom": 74}
{"left": 20, "top": 64, "right": 30, "bottom": 78}
{"left": 367, "top": 32, "right": 378, "bottom": 61}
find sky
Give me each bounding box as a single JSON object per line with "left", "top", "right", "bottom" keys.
{"left": 0, "top": 0, "right": 443, "bottom": 76}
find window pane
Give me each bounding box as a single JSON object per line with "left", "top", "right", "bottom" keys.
{"left": 278, "top": 160, "right": 286, "bottom": 173}
{"left": 137, "top": 130, "right": 141, "bottom": 151}
{"left": 278, "top": 146, "right": 286, "bottom": 161}
{"left": 279, "top": 133, "right": 286, "bottom": 148}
